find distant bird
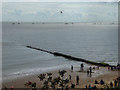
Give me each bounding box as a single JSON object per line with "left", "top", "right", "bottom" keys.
{"left": 60, "top": 11, "right": 63, "bottom": 14}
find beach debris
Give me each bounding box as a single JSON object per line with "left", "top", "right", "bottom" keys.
{"left": 58, "top": 70, "right": 66, "bottom": 78}
{"left": 47, "top": 73, "right": 52, "bottom": 76}
{"left": 47, "top": 76, "right": 52, "bottom": 82}
{"left": 42, "top": 80, "right": 49, "bottom": 89}
{"left": 71, "top": 83, "right": 75, "bottom": 88}
{"left": 38, "top": 74, "right": 46, "bottom": 81}
{"left": 53, "top": 77, "right": 61, "bottom": 84}
{"left": 31, "top": 82, "right": 36, "bottom": 88}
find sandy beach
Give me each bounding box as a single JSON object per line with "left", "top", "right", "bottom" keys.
{"left": 2, "top": 66, "right": 119, "bottom": 89}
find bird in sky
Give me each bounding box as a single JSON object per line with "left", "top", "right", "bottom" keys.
{"left": 60, "top": 11, "right": 63, "bottom": 14}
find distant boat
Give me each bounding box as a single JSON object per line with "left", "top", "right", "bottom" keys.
{"left": 65, "top": 23, "right": 68, "bottom": 24}
{"left": 12, "top": 23, "right": 15, "bottom": 24}
{"left": 18, "top": 22, "right": 20, "bottom": 24}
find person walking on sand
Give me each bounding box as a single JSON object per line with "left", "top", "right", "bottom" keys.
{"left": 87, "top": 70, "right": 89, "bottom": 77}
{"left": 69, "top": 75, "right": 71, "bottom": 81}
{"left": 76, "top": 75, "right": 79, "bottom": 85}
{"left": 71, "top": 65, "right": 73, "bottom": 72}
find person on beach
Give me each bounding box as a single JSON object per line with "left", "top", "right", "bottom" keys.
{"left": 76, "top": 75, "right": 79, "bottom": 85}
{"left": 93, "top": 66, "right": 95, "bottom": 70}
{"left": 92, "top": 85, "right": 97, "bottom": 89}
{"left": 89, "top": 67, "right": 92, "bottom": 77}
{"left": 108, "top": 66, "right": 110, "bottom": 70}
{"left": 97, "top": 66, "right": 99, "bottom": 70}
{"left": 87, "top": 70, "right": 89, "bottom": 76}
{"left": 85, "top": 85, "right": 87, "bottom": 89}
{"left": 71, "top": 83, "right": 75, "bottom": 88}
{"left": 89, "top": 67, "right": 92, "bottom": 73}
{"left": 114, "top": 80, "right": 117, "bottom": 87}
{"left": 81, "top": 63, "right": 84, "bottom": 71}
{"left": 95, "top": 80, "right": 99, "bottom": 84}
{"left": 111, "top": 66, "right": 113, "bottom": 70}
{"left": 88, "top": 84, "right": 92, "bottom": 89}
{"left": 117, "top": 63, "right": 120, "bottom": 70}
{"left": 69, "top": 75, "right": 71, "bottom": 81}
{"left": 100, "top": 80, "right": 105, "bottom": 85}
{"left": 71, "top": 65, "right": 73, "bottom": 72}
{"left": 110, "top": 82, "right": 113, "bottom": 88}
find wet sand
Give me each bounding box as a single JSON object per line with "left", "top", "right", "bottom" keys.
{"left": 2, "top": 66, "right": 119, "bottom": 88}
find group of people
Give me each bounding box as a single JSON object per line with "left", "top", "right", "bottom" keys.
{"left": 107, "top": 63, "right": 120, "bottom": 71}
{"left": 5, "top": 63, "right": 120, "bottom": 89}
{"left": 87, "top": 66, "right": 92, "bottom": 77}
{"left": 85, "top": 79, "right": 119, "bottom": 89}
{"left": 71, "top": 63, "right": 84, "bottom": 72}
{"left": 71, "top": 64, "right": 97, "bottom": 77}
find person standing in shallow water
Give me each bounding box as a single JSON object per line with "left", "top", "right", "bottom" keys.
{"left": 89, "top": 67, "right": 92, "bottom": 73}
{"left": 89, "top": 67, "right": 92, "bottom": 77}
{"left": 81, "top": 63, "right": 84, "bottom": 71}
{"left": 71, "top": 65, "right": 73, "bottom": 72}
{"left": 76, "top": 75, "right": 79, "bottom": 85}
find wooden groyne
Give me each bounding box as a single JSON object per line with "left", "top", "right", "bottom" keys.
{"left": 26, "top": 46, "right": 115, "bottom": 67}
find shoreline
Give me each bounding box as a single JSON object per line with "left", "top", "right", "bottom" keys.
{"left": 2, "top": 66, "right": 119, "bottom": 88}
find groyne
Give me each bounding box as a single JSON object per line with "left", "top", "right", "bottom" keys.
{"left": 26, "top": 46, "right": 115, "bottom": 67}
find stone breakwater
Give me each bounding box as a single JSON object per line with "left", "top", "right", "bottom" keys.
{"left": 26, "top": 46, "right": 116, "bottom": 67}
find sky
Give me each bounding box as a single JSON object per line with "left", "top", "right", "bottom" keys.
{"left": 2, "top": 2, "right": 118, "bottom": 22}
{"left": 2, "top": 0, "right": 120, "bottom": 2}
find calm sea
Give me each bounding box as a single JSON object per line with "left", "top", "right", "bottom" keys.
{"left": 2, "top": 22, "right": 118, "bottom": 81}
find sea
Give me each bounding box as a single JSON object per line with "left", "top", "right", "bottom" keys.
{"left": 2, "top": 22, "right": 118, "bottom": 81}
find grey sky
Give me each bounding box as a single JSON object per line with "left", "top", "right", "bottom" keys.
{"left": 2, "top": 2, "right": 118, "bottom": 22}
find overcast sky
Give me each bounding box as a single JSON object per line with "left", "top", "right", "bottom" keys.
{"left": 2, "top": 0, "right": 119, "bottom": 2}
{"left": 2, "top": 2, "right": 118, "bottom": 22}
